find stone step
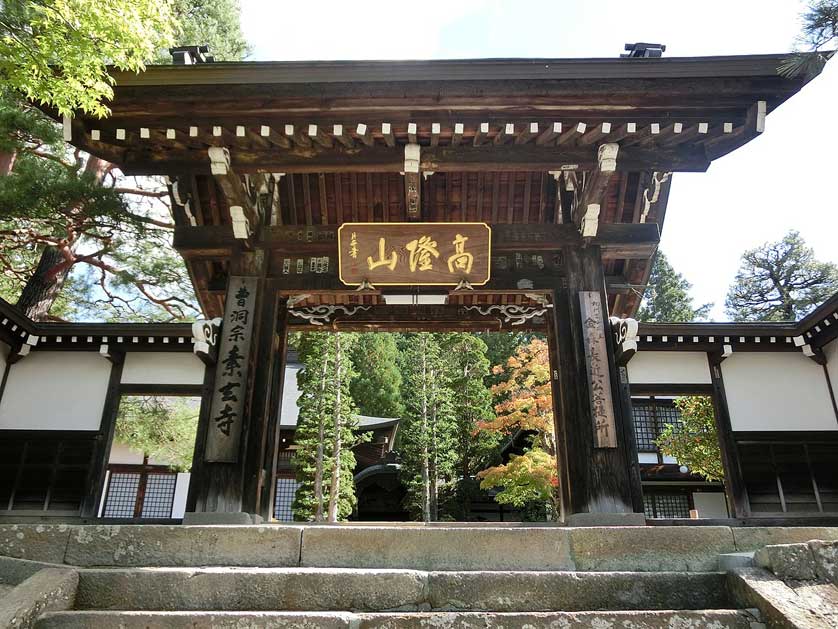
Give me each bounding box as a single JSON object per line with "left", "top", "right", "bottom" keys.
{"left": 72, "top": 567, "right": 732, "bottom": 612}
{"left": 36, "top": 609, "right": 763, "bottom": 629}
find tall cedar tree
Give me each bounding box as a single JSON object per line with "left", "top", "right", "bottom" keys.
{"left": 637, "top": 252, "right": 711, "bottom": 322}
{"left": 399, "top": 333, "right": 458, "bottom": 522}
{"left": 350, "top": 333, "right": 404, "bottom": 418}
{"left": 725, "top": 231, "right": 838, "bottom": 321}
{"left": 439, "top": 334, "right": 501, "bottom": 519}
{"left": 292, "top": 332, "right": 366, "bottom": 522}
{"left": 477, "top": 338, "right": 560, "bottom": 520}
{"left": 0, "top": 0, "right": 248, "bottom": 321}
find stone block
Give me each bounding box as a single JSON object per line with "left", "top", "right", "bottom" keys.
{"left": 181, "top": 512, "right": 255, "bottom": 525}
{"left": 74, "top": 567, "right": 428, "bottom": 612}
{"left": 0, "top": 556, "right": 67, "bottom": 586}
{"left": 565, "top": 512, "right": 646, "bottom": 527}
{"left": 300, "top": 526, "right": 573, "bottom": 571}
{"left": 357, "top": 610, "right": 757, "bottom": 629}
{"left": 732, "top": 527, "right": 838, "bottom": 552}
{"left": 427, "top": 571, "right": 730, "bottom": 612}
{"left": 754, "top": 543, "right": 817, "bottom": 581}
{"left": 0, "top": 525, "right": 71, "bottom": 564}
{"left": 64, "top": 525, "right": 302, "bottom": 567}
{"left": 36, "top": 611, "right": 357, "bottom": 628}
{"left": 810, "top": 540, "right": 838, "bottom": 584}
{"left": 569, "top": 526, "right": 736, "bottom": 571}
{"left": 718, "top": 552, "right": 755, "bottom": 571}
{"left": 0, "top": 568, "right": 78, "bottom": 629}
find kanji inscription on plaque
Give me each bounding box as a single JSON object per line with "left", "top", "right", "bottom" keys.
{"left": 337, "top": 222, "right": 491, "bottom": 286}
{"left": 205, "top": 276, "right": 257, "bottom": 462}
{"left": 579, "top": 291, "right": 617, "bottom": 448}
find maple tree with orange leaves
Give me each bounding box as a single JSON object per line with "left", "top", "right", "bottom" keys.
{"left": 477, "top": 338, "right": 561, "bottom": 519}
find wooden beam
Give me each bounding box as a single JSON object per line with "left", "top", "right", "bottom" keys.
{"left": 535, "top": 122, "right": 562, "bottom": 145}
{"left": 515, "top": 122, "right": 539, "bottom": 145}
{"left": 577, "top": 122, "right": 612, "bottom": 146}
{"left": 332, "top": 124, "right": 354, "bottom": 148}
{"left": 354, "top": 123, "right": 374, "bottom": 147}
{"left": 556, "top": 122, "right": 587, "bottom": 146}
{"left": 174, "top": 221, "right": 659, "bottom": 261}
{"left": 123, "top": 143, "right": 711, "bottom": 175}
{"left": 704, "top": 101, "right": 766, "bottom": 160}
{"left": 473, "top": 122, "right": 490, "bottom": 147}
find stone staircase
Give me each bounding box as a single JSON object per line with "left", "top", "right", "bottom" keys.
{"left": 0, "top": 523, "right": 836, "bottom": 628}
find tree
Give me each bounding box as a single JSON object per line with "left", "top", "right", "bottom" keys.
{"left": 399, "top": 333, "right": 458, "bottom": 521}
{"left": 292, "top": 332, "right": 366, "bottom": 522}
{"left": 164, "top": 0, "right": 250, "bottom": 62}
{"left": 780, "top": 0, "right": 837, "bottom": 78}
{"left": 725, "top": 231, "right": 838, "bottom": 321}
{"left": 476, "top": 331, "right": 540, "bottom": 386}
{"left": 1, "top": 0, "right": 249, "bottom": 321}
{"left": 350, "top": 333, "right": 404, "bottom": 418}
{"left": 115, "top": 395, "right": 199, "bottom": 471}
{"left": 655, "top": 396, "right": 724, "bottom": 482}
{"left": 477, "top": 338, "right": 560, "bottom": 519}
{"left": 439, "top": 333, "right": 500, "bottom": 519}
{"left": 637, "top": 251, "right": 711, "bottom": 322}
{"left": 0, "top": 0, "right": 175, "bottom": 117}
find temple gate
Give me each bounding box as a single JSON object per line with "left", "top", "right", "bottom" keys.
{"left": 48, "top": 51, "right": 819, "bottom": 521}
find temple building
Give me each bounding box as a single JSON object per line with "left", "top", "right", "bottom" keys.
{"left": 0, "top": 46, "right": 836, "bottom": 526}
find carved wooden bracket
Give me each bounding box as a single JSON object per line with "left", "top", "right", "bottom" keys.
{"left": 610, "top": 316, "right": 638, "bottom": 366}
{"left": 192, "top": 317, "right": 222, "bottom": 366}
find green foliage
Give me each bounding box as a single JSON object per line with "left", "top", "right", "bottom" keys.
{"left": 478, "top": 449, "right": 556, "bottom": 508}
{"left": 114, "top": 395, "right": 199, "bottom": 471}
{"left": 655, "top": 396, "right": 724, "bottom": 482}
{"left": 637, "top": 251, "right": 711, "bottom": 322}
{"left": 163, "top": 0, "right": 250, "bottom": 62}
{"left": 398, "top": 333, "right": 458, "bottom": 521}
{"left": 779, "top": 1, "right": 837, "bottom": 78}
{"left": 725, "top": 230, "right": 838, "bottom": 321}
{"left": 0, "top": 0, "right": 175, "bottom": 117}
{"left": 476, "top": 331, "right": 541, "bottom": 386}
{"left": 350, "top": 333, "right": 404, "bottom": 418}
{"left": 292, "top": 332, "right": 366, "bottom": 522}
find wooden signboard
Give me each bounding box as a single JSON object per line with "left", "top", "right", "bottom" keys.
{"left": 205, "top": 275, "right": 258, "bottom": 462}
{"left": 579, "top": 291, "right": 618, "bottom": 448}
{"left": 338, "top": 222, "right": 491, "bottom": 286}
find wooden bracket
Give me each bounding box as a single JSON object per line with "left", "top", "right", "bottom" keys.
{"left": 207, "top": 147, "right": 261, "bottom": 241}
{"left": 610, "top": 316, "right": 639, "bottom": 366}
{"left": 802, "top": 343, "right": 827, "bottom": 366}
{"left": 192, "top": 317, "right": 221, "bottom": 366}
{"left": 404, "top": 143, "right": 421, "bottom": 219}
{"left": 573, "top": 143, "right": 619, "bottom": 236}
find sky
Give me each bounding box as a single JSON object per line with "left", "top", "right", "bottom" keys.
{"left": 239, "top": 0, "right": 837, "bottom": 320}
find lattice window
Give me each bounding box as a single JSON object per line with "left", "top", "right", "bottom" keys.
{"left": 274, "top": 476, "right": 300, "bottom": 522}
{"left": 140, "top": 474, "right": 177, "bottom": 518}
{"left": 643, "top": 492, "right": 690, "bottom": 518}
{"left": 102, "top": 472, "right": 140, "bottom": 518}
{"left": 631, "top": 398, "right": 684, "bottom": 453}
{"left": 102, "top": 467, "right": 177, "bottom": 519}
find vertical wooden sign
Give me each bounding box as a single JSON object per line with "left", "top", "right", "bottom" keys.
{"left": 579, "top": 291, "right": 617, "bottom": 448}
{"left": 205, "top": 276, "right": 258, "bottom": 462}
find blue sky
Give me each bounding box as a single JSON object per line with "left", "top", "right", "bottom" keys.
{"left": 240, "top": 0, "right": 837, "bottom": 320}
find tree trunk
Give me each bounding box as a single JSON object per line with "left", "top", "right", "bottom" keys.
{"left": 429, "top": 374, "right": 439, "bottom": 522}
{"left": 420, "top": 338, "right": 431, "bottom": 523}
{"left": 14, "top": 156, "right": 108, "bottom": 321}
{"left": 327, "top": 334, "right": 344, "bottom": 522}
{"left": 0, "top": 149, "right": 16, "bottom": 176}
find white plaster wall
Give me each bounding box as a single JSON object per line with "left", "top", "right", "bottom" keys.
{"left": 722, "top": 352, "right": 837, "bottom": 431}
{"left": 172, "top": 473, "right": 190, "bottom": 519}
{"left": 692, "top": 492, "right": 728, "bottom": 518}
{"left": 121, "top": 352, "right": 205, "bottom": 385}
{"left": 628, "top": 351, "right": 711, "bottom": 385}
{"left": 0, "top": 351, "right": 111, "bottom": 430}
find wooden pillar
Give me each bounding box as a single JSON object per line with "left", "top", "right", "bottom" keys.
{"left": 707, "top": 354, "right": 749, "bottom": 518}
{"left": 242, "top": 282, "right": 289, "bottom": 519}
{"left": 83, "top": 351, "right": 125, "bottom": 518}
{"left": 550, "top": 244, "right": 639, "bottom": 514}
